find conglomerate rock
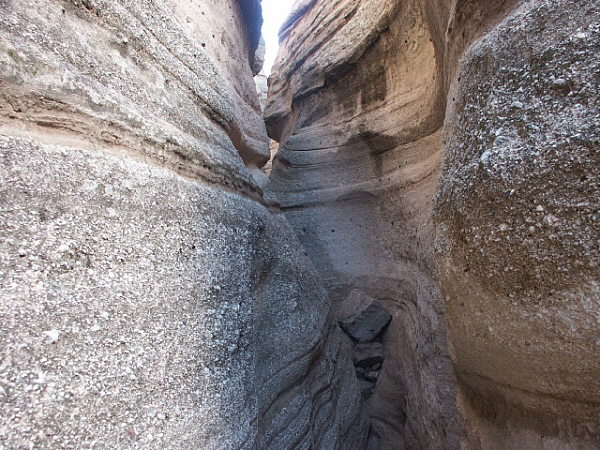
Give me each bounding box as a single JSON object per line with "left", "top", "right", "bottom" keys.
{"left": 266, "top": 0, "right": 599, "bottom": 448}
{"left": 0, "top": 0, "right": 366, "bottom": 448}
{"left": 435, "top": 0, "right": 600, "bottom": 447}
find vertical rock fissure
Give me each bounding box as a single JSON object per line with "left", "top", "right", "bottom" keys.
{"left": 1, "top": 0, "right": 598, "bottom": 447}
{"left": 264, "top": 0, "right": 460, "bottom": 447}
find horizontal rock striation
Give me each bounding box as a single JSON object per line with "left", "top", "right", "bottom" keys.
{"left": 266, "top": 1, "right": 459, "bottom": 448}
{"left": 0, "top": 0, "right": 365, "bottom": 448}
{"left": 0, "top": 0, "right": 270, "bottom": 185}
{"left": 266, "top": 0, "right": 600, "bottom": 448}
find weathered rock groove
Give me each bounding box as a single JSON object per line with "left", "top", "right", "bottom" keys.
{"left": 266, "top": 0, "right": 600, "bottom": 448}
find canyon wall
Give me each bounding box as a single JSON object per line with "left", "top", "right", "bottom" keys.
{"left": 0, "top": 0, "right": 366, "bottom": 448}
{"left": 436, "top": 0, "right": 600, "bottom": 447}
{"left": 266, "top": 0, "right": 599, "bottom": 448}
{"left": 266, "top": 1, "right": 459, "bottom": 447}
{"left": 2, "top": 0, "right": 598, "bottom": 447}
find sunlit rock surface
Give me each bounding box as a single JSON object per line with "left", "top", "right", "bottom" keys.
{"left": 0, "top": 0, "right": 365, "bottom": 447}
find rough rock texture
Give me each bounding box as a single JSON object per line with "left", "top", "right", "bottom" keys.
{"left": 265, "top": 1, "right": 459, "bottom": 448}
{"left": 266, "top": 0, "right": 599, "bottom": 448}
{"left": 354, "top": 343, "right": 385, "bottom": 369}
{"left": 0, "top": 0, "right": 366, "bottom": 448}
{"left": 339, "top": 290, "right": 392, "bottom": 343}
{"left": 435, "top": 0, "right": 600, "bottom": 447}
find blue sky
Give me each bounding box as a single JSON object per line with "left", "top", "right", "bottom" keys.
{"left": 261, "top": 0, "right": 296, "bottom": 74}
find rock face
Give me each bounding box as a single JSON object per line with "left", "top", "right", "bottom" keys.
{"left": 3, "top": 0, "right": 598, "bottom": 447}
{"left": 266, "top": 0, "right": 459, "bottom": 448}
{"left": 435, "top": 0, "right": 600, "bottom": 447}
{"left": 0, "top": 0, "right": 366, "bottom": 448}
{"left": 266, "top": 0, "right": 600, "bottom": 448}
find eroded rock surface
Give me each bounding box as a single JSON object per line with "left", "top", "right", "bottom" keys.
{"left": 266, "top": 1, "right": 459, "bottom": 448}
{"left": 0, "top": 0, "right": 366, "bottom": 448}
{"left": 266, "top": 0, "right": 600, "bottom": 448}
{"left": 435, "top": 0, "right": 600, "bottom": 447}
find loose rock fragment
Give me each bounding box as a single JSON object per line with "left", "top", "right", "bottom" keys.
{"left": 353, "top": 342, "right": 384, "bottom": 368}
{"left": 338, "top": 290, "right": 392, "bottom": 342}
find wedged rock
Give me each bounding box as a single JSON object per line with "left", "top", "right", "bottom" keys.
{"left": 353, "top": 342, "right": 385, "bottom": 369}
{"left": 338, "top": 290, "right": 392, "bottom": 343}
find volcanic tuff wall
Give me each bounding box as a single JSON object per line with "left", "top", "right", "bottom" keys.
{"left": 2, "top": 0, "right": 598, "bottom": 448}
{"left": 266, "top": 0, "right": 599, "bottom": 449}
{"left": 436, "top": 1, "right": 600, "bottom": 447}
{"left": 266, "top": 1, "right": 460, "bottom": 447}
{"left": 0, "top": 0, "right": 366, "bottom": 448}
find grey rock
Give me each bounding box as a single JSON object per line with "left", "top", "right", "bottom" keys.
{"left": 359, "top": 379, "right": 376, "bottom": 400}
{"left": 435, "top": 0, "right": 600, "bottom": 446}
{"left": 365, "top": 371, "right": 380, "bottom": 382}
{"left": 262, "top": 0, "right": 600, "bottom": 446}
{"left": 264, "top": 0, "right": 461, "bottom": 447}
{"left": 0, "top": 0, "right": 367, "bottom": 448}
{"left": 353, "top": 342, "right": 384, "bottom": 369}
{"left": 339, "top": 292, "right": 392, "bottom": 343}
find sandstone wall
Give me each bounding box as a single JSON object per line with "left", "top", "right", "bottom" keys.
{"left": 0, "top": 0, "right": 365, "bottom": 448}
{"left": 266, "top": 0, "right": 599, "bottom": 448}
{"left": 265, "top": 1, "right": 459, "bottom": 448}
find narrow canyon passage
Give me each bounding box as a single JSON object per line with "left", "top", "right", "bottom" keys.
{"left": 0, "top": 0, "right": 598, "bottom": 448}
{"left": 264, "top": 1, "right": 458, "bottom": 447}
{"left": 263, "top": 0, "right": 600, "bottom": 448}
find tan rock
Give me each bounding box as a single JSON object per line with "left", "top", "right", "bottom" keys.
{"left": 435, "top": 0, "right": 600, "bottom": 447}
{"left": 266, "top": 0, "right": 600, "bottom": 447}
{"left": 266, "top": 0, "right": 459, "bottom": 447}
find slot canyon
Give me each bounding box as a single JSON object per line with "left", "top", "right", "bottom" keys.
{"left": 0, "top": 0, "right": 598, "bottom": 448}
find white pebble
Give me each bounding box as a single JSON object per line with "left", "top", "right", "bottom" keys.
{"left": 43, "top": 330, "right": 60, "bottom": 343}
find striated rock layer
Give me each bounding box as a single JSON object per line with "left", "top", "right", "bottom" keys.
{"left": 266, "top": 1, "right": 459, "bottom": 448}
{"left": 0, "top": 0, "right": 366, "bottom": 448}
{"left": 266, "top": 0, "right": 599, "bottom": 448}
